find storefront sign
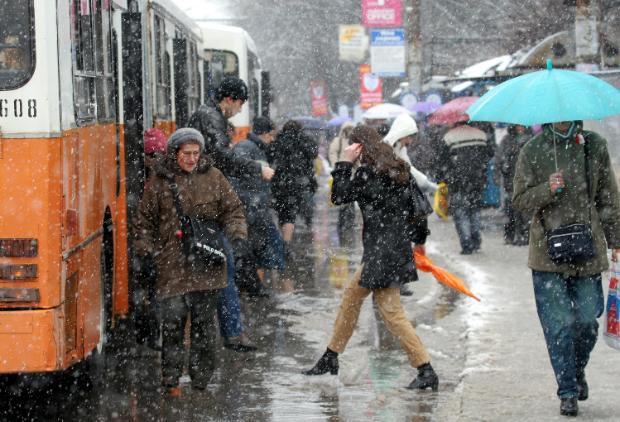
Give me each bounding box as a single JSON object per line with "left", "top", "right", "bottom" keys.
{"left": 359, "top": 64, "right": 383, "bottom": 109}
{"left": 370, "top": 28, "right": 406, "bottom": 77}
{"left": 362, "top": 0, "right": 402, "bottom": 28}
{"left": 339, "top": 25, "right": 367, "bottom": 63}
{"left": 310, "top": 80, "right": 329, "bottom": 116}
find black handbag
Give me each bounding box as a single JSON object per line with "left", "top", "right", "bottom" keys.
{"left": 408, "top": 176, "right": 433, "bottom": 220}
{"left": 544, "top": 137, "right": 596, "bottom": 265}
{"left": 167, "top": 179, "right": 226, "bottom": 267}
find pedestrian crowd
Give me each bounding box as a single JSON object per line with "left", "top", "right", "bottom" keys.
{"left": 130, "top": 76, "right": 620, "bottom": 418}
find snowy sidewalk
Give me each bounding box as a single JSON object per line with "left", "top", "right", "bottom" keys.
{"left": 429, "top": 213, "right": 619, "bottom": 421}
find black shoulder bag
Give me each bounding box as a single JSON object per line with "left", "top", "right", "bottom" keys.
{"left": 409, "top": 176, "right": 433, "bottom": 220}
{"left": 544, "top": 139, "right": 596, "bottom": 265}
{"left": 166, "top": 178, "right": 226, "bottom": 267}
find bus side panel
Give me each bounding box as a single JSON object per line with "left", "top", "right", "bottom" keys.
{"left": 0, "top": 137, "right": 62, "bottom": 309}
{"left": 154, "top": 120, "right": 176, "bottom": 138}
{"left": 0, "top": 308, "right": 63, "bottom": 373}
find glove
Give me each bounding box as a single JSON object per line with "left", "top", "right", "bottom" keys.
{"left": 231, "top": 238, "right": 251, "bottom": 264}
{"left": 133, "top": 254, "right": 155, "bottom": 280}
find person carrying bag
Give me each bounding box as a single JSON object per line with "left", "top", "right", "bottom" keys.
{"left": 513, "top": 121, "right": 620, "bottom": 416}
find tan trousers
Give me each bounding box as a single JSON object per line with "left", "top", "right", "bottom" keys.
{"left": 327, "top": 265, "right": 431, "bottom": 368}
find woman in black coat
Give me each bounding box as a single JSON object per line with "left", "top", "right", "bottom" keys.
{"left": 270, "top": 120, "right": 319, "bottom": 260}
{"left": 303, "top": 125, "right": 438, "bottom": 391}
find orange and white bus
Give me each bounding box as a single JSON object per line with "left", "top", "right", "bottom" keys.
{"left": 0, "top": 0, "right": 206, "bottom": 374}
{"left": 200, "top": 23, "right": 271, "bottom": 141}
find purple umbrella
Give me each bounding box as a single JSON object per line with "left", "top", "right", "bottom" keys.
{"left": 328, "top": 116, "right": 352, "bottom": 126}
{"left": 413, "top": 101, "right": 441, "bottom": 114}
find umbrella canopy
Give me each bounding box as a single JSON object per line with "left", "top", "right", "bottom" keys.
{"left": 413, "top": 101, "right": 441, "bottom": 114}
{"left": 363, "top": 103, "right": 411, "bottom": 120}
{"left": 427, "top": 96, "right": 479, "bottom": 126}
{"left": 328, "top": 116, "right": 352, "bottom": 126}
{"left": 467, "top": 60, "right": 620, "bottom": 125}
{"left": 292, "top": 116, "right": 326, "bottom": 130}
{"left": 414, "top": 250, "right": 481, "bottom": 301}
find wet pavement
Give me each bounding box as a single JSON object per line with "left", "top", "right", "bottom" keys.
{"left": 0, "top": 178, "right": 476, "bottom": 422}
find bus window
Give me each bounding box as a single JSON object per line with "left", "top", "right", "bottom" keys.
{"left": 204, "top": 50, "right": 238, "bottom": 91}
{"left": 0, "top": 0, "right": 35, "bottom": 90}
{"left": 155, "top": 15, "right": 171, "bottom": 118}
{"left": 247, "top": 50, "right": 259, "bottom": 120}
{"left": 71, "top": 0, "right": 114, "bottom": 123}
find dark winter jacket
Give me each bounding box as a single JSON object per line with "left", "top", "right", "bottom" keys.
{"left": 438, "top": 125, "right": 494, "bottom": 211}
{"left": 133, "top": 156, "right": 247, "bottom": 298}
{"left": 270, "top": 128, "right": 319, "bottom": 199}
{"left": 331, "top": 162, "right": 429, "bottom": 289}
{"left": 513, "top": 127, "right": 620, "bottom": 276}
{"left": 231, "top": 132, "right": 272, "bottom": 228}
{"left": 494, "top": 129, "right": 531, "bottom": 194}
{"left": 188, "top": 98, "right": 262, "bottom": 179}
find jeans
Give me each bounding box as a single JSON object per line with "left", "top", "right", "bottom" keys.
{"left": 452, "top": 207, "right": 481, "bottom": 252}
{"left": 160, "top": 290, "right": 219, "bottom": 387}
{"left": 218, "top": 236, "right": 243, "bottom": 339}
{"left": 532, "top": 271, "right": 604, "bottom": 398}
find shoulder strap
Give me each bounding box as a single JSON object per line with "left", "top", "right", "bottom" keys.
{"left": 165, "top": 176, "right": 187, "bottom": 221}
{"left": 583, "top": 133, "right": 592, "bottom": 222}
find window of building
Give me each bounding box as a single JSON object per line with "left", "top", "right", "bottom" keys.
{"left": 0, "top": 0, "right": 35, "bottom": 90}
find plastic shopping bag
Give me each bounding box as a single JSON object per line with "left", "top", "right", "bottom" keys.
{"left": 604, "top": 266, "right": 620, "bottom": 350}
{"left": 433, "top": 182, "right": 449, "bottom": 220}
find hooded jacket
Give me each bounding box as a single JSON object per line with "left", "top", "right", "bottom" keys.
{"left": 188, "top": 97, "right": 262, "bottom": 179}
{"left": 513, "top": 126, "right": 620, "bottom": 276}
{"left": 383, "top": 113, "right": 438, "bottom": 193}
{"left": 328, "top": 121, "right": 355, "bottom": 166}
{"left": 133, "top": 155, "right": 247, "bottom": 298}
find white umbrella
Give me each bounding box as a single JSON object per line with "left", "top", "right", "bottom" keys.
{"left": 362, "top": 103, "right": 411, "bottom": 120}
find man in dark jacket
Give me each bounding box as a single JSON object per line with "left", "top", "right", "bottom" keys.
{"left": 494, "top": 124, "right": 531, "bottom": 245}
{"left": 513, "top": 121, "right": 620, "bottom": 416}
{"left": 188, "top": 77, "right": 270, "bottom": 352}
{"left": 232, "top": 117, "right": 284, "bottom": 296}
{"left": 188, "top": 77, "right": 274, "bottom": 181}
{"left": 438, "top": 123, "right": 494, "bottom": 254}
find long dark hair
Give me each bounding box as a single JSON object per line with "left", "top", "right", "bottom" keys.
{"left": 350, "top": 125, "right": 410, "bottom": 185}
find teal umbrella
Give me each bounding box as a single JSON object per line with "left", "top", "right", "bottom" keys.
{"left": 467, "top": 60, "right": 620, "bottom": 125}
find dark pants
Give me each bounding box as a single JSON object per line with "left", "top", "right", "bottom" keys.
{"left": 532, "top": 271, "right": 604, "bottom": 398}
{"left": 160, "top": 290, "right": 219, "bottom": 387}
{"left": 452, "top": 207, "right": 481, "bottom": 252}
{"left": 133, "top": 259, "right": 160, "bottom": 348}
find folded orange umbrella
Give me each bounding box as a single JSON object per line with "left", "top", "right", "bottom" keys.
{"left": 414, "top": 250, "right": 481, "bottom": 301}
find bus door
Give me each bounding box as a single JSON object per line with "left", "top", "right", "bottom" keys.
{"left": 173, "top": 38, "right": 189, "bottom": 127}
{"left": 121, "top": 11, "right": 144, "bottom": 220}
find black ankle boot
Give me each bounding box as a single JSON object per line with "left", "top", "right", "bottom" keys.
{"left": 303, "top": 348, "right": 339, "bottom": 376}
{"left": 560, "top": 397, "right": 578, "bottom": 416}
{"left": 577, "top": 370, "right": 588, "bottom": 401}
{"left": 407, "top": 363, "right": 438, "bottom": 391}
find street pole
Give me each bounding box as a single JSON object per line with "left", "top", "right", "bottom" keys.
{"left": 574, "top": 0, "right": 600, "bottom": 69}
{"left": 406, "top": 0, "right": 423, "bottom": 94}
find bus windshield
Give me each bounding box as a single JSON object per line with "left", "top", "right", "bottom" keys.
{"left": 204, "top": 49, "right": 238, "bottom": 90}
{"left": 0, "top": 0, "right": 35, "bottom": 90}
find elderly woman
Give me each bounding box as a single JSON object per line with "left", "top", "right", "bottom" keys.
{"left": 133, "top": 128, "right": 248, "bottom": 396}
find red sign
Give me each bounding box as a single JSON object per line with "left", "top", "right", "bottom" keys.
{"left": 310, "top": 80, "right": 329, "bottom": 117}
{"left": 359, "top": 64, "right": 383, "bottom": 109}
{"left": 362, "top": 0, "right": 402, "bottom": 27}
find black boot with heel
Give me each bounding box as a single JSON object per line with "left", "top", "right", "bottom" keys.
{"left": 407, "top": 363, "right": 438, "bottom": 391}
{"left": 302, "top": 348, "right": 339, "bottom": 376}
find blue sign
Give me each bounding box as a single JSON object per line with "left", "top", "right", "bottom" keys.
{"left": 370, "top": 29, "right": 406, "bottom": 46}
{"left": 369, "top": 29, "right": 406, "bottom": 77}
